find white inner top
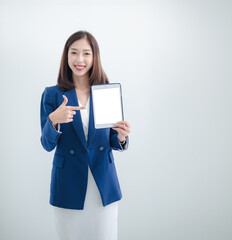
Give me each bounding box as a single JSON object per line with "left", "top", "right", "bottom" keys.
{"left": 78, "top": 97, "right": 90, "bottom": 141}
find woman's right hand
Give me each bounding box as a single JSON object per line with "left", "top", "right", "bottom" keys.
{"left": 49, "top": 95, "right": 85, "bottom": 126}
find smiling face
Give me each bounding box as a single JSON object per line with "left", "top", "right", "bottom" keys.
{"left": 68, "top": 37, "right": 93, "bottom": 81}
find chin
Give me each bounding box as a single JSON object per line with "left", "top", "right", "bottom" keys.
{"left": 74, "top": 71, "right": 88, "bottom": 77}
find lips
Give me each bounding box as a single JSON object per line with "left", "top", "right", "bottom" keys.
{"left": 75, "top": 65, "right": 85, "bottom": 71}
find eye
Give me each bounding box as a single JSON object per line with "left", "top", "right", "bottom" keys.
{"left": 85, "top": 53, "right": 90, "bottom": 55}
{"left": 71, "top": 52, "right": 76, "bottom": 54}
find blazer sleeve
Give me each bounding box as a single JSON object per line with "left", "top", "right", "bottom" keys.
{"left": 110, "top": 128, "right": 129, "bottom": 152}
{"left": 40, "top": 87, "right": 62, "bottom": 152}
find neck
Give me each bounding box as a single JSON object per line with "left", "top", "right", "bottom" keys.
{"left": 72, "top": 73, "right": 90, "bottom": 90}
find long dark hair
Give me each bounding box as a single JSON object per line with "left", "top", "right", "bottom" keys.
{"left": 57, "top": 30, "right": 109, "bottom": 91}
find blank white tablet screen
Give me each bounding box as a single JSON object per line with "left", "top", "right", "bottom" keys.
{"left": 93, "top": 87, "right": 123, "bottom": 125}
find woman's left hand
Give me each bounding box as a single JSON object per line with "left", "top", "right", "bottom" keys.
{"left": 113, "top": 121, "right": 131, "bottom": 143}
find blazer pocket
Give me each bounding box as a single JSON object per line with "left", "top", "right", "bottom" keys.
{"left": 108, "top": 150, "right": 114, "bottom": 163}
{"left": 52, "top": 154, "right": 65, "bottom": 168}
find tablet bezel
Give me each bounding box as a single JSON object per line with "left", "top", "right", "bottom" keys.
{"left": 91, "top": 83, "right": 124, "bottom": 129}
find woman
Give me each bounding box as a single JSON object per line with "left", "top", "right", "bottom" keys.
{"left": 40, "top": 30, "right": 130, "bottom": 240}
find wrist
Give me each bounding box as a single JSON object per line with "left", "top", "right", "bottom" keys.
{"left": 49, "top": 113, "right": 57, "bottom": 126}
{"left": 119, "top": 138, "right": 126, "bottom": 144}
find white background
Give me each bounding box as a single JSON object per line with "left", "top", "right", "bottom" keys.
{"left": 0, "top": 0, "right": 232, "bottom": 239}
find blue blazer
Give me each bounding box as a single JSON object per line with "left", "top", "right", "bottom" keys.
{"left": 40, "top": 85, "right": 129, "bottom": 210}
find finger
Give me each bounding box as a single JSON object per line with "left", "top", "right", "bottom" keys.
{"left": 113, "top": 128, "right": 128, "bottom": 137}
{"left": 115, "top": 121, "right": 130, "bottom": 128}
{"left": 68, "top": 106, "right": 86, "bottom": 110}
{"left": 124, "top": 121, "right": 130, "bottom": 128}
{"left": 65, "top": 118, "right": 74, "bottom": 123}
{"left": 113, "top": 123, "right": 130, "bottom": 133}
{"left": 70, "top": 110, "right": 76, "bottom": 115}
{"left": 61, "top": 95, "right": 68, "bottom": 106}
{"left": 66, "top": 114, "right": 75, "bottom": 121}
{"left": 114, "top": 125, "right": 129, "bottom": 133}
{"left": 68, "top": 114, "right": 74, "bottom": 119}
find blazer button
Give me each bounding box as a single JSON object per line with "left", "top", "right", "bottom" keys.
{"left": 99, "top": 146, "right": 104, "bottom": 151}
{"left": 69, "top": 149, "right": 75, "bottom": 155}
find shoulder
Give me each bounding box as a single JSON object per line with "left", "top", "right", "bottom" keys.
{"left": 45, "top": 84, "right": 63, "bottom": 94}
{"left": 41, "top": 85, "right": 64, "bottom": 106}
{"left": 42, "top": 84, "right": 64, "bottom": 97}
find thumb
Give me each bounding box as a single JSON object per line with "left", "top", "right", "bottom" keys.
{"left": 61, "top": 95, "right": 68, "bottom": 106}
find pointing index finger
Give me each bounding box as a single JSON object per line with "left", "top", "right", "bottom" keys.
{"left": 68, "top": 106, "right": 86, "bottom": 110}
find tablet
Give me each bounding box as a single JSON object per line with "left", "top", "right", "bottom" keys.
{"left": 91, "top": 83, "right": 124, "bottom": 129}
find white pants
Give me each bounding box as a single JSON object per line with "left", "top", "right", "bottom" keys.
{"left": 53, "top": 165, "right": 119, "bottom": 240}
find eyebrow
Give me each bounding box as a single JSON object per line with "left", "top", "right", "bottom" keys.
{"left": 70, "top": 48, "right": 92, "bottom": 51}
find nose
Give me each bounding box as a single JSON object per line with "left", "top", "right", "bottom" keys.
{"left": 76, "top": 53, "right": 84, "bottom": 62}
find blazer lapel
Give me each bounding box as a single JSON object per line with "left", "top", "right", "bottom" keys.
{"left": 87, "top": 90, "right": 96, "bottom": 147}
{"left": 64, "top": 88, "right": 96, "bottom": 149}
{"left": 65, "top": 88, "right": 87, "bottom": 149}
